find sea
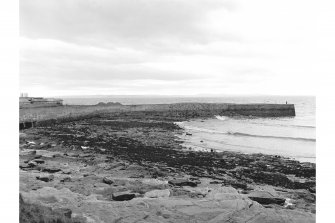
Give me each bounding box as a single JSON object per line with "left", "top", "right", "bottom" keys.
{"left": 63, "top": 96, "right": 316, "bottom": 163}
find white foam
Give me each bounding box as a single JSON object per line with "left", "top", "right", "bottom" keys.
{"left": 215, "top": 115, "right": 228, "bottom": 121}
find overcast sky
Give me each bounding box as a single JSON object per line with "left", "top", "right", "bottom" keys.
{"left": 20, "top": 0, "right": 326, "bottom": 97}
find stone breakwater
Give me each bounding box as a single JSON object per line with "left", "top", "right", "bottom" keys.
{"left": 20, "top": 103, "right": 295, "bottom": 130}
{"left": 19, "top": 109, "right": 314, "bottom": 223}
{"left": 122, "top": 103, "right": 296, "bottom": 117}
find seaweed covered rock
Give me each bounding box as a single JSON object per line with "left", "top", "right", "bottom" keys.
{"left": 168, "top": 179, "right": 200, "bottom": 187}
{"left": 112, "top": 191, "right": 136, "bottom": 201}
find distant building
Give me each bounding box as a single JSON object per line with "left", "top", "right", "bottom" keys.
{"left": 19, "top": 94, "right": 63, "bottom": 108}
{"left": 20, "top": 93, "right": 29, "bottom": 97}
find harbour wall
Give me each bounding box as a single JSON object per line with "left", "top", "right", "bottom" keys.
{"left": 19, "top": 103, "right": 295, "bottom": 130}
{"left": 124, "top": 103, "right": 296, "bottom": 117}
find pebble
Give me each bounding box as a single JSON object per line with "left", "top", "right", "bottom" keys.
{"left": 103, "top": 177, "right": 114, "bottom": 185}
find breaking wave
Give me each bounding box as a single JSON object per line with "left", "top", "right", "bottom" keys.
{"left": 226, "top": 131, "right": 316, "bottom": 142}
{"left": 248, "top": 122, "right": 316, "bottom": 129}
{"left": 179, "top": 124, "right": 315, "bottom": 142}
{"left": 215, "top": 115, "right": 228, "bottom": 121}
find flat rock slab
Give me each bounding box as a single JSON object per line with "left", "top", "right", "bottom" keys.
{"left": 32, "top": 159, "right": 45, "bottom": 164}
{"left": 19, "top": 163, "right": 30, "bottom": 169}
{"left": 35, "top": 150, "right": 63, "bottom": 158}
{"left": 20, "top": 187, "right": 80, "bottom": 207}
{"left": 168, "top": 179, "right": 199, "bottom": 187}
{"left": 20, "top": 149, "right": 37, "bottom": 156}
{"left": 20, "top": 186, "right": 315, "bottom": 223}
{"left": 112, "top": 191, "right": 136, "bottom": 201}
{"left": 248, "top": 191, "right": 286, "bottom": 205}
{"left": 36, "top": 175, "right": 54, "bottom": 182}
{"left": 40, "top": 166, "right": 62, "bottom": 173}
{"left": 142, "top": 178, "right": 168, "bottom": 186}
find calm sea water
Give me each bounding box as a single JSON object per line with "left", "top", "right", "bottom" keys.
{"left": 63, "top": 96, "right": 315, "bottom": 163}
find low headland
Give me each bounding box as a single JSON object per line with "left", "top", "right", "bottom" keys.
{"left": 19, "top": 102, "right": 315, "bottom": 223}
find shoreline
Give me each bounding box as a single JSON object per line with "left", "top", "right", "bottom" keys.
{"left": 19, "top": 108, "right": 315, "bottom": 222}
{"left": 175, "top": 119, "right": 316, "bottom": 164}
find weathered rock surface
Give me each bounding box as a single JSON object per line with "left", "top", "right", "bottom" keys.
{"left": 168, "top": 179, "right": 199, "bottom": 187}
{"left": 144, "top": 189, "right": 170, "bottom": 198}
{"left": 19, "top": 109, "right": 315, "bottom": 222}
{"left": 20, "top": 185, "right": 315, "bottom": 223}
{"left": 35, "top": 150, "right": 62, "bottom": 158}
{"left": 53, "top": 207, "right": 72, "bottom": 218}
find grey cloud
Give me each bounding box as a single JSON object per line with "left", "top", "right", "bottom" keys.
{"left": 20, "top": 38, "right": 152, "bottom": 66}
{"left": 20, "top": 0, "right": 235, "bottom": 46}
{"left": 225, "top": 68, "right": 273, "bottom": 84}
{"left": 20, "top": 56, "right": 207, "bottom": 87}
{"left": 20, "top": 36, "right": 210, "bottom": 86}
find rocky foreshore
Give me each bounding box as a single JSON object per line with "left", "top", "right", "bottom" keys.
{"left": 19, "top": 110, "right": 315, "bottom": 223}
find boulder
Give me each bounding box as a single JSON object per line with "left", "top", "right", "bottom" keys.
{"left": 144, "top": 189, "right": 170, "bottom": 198}
{"left": 103, "top": 177, "right": 114, "bottom": 185}
{"left": 209, "top": 181, "right": 221, "bottom": 184}
{"left": 142, "top": 178, "right": 168, "bottom": 186}
{"left": 60, "top": 177, "right": 72, "bottom": 183}
{"left": 182, "top": 187, "right": 210, "bottom": 197}
{"left": 230, "top": 182, "right": 249, "bottom": 190}
{"left": 168, "top": 179, "right": 199, "bottom": 187}
{"left": 40, "top": 167, "right": 62, "bottom": 173}
{"left": 32, "top": 159, "right": 45, "bottom": 164}
{"left": 309, "top": 186, "right": 316, "bottom": 193}
{"left": 36, "top": 175, "right": 54, "bottom": 182}
{"left": 19, "top": 163, "right": 30, "bottom": 169}
{"left": 112, "top": 191, "right": 136, "bottom": 201}
{"left": 53, "top": 208, "right": 72, "bottom": 218}
{"left": 284, "top": 198, "right": 296, "bottom": 209}
{"left": 35, "top": 150, "right": 61, "bottom": 158}
{"left": 64, "top": 152, "right": 79, "bottom": 157}
{"left": 61, "top": 169, "right": 72, "bottom": 174}
{"left": 20, "top": 150, "right": 37, "bottom": 156}
{"left": 247, "top": 191, "right": 286, "bottom": 205}
{"left": 27, "top": 161, "right": 37, "bottom": 167}
{"left": 19, "top": 133, "right": 28, "bottom": 138}
{"left": 79, "top": 154, "right": 92, "bottom": 158}
{"left": 206, "top": 186, "right": 240, "bottom": 200}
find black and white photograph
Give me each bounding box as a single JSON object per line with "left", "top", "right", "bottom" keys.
{"left": 1, "top": 0, "right": 331, "bottom": 222}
